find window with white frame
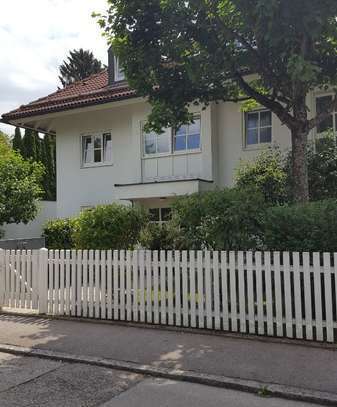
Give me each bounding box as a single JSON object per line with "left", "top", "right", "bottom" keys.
{"left": 114, "top": 56, "right": 125, "bottom": 81}
{"left": 143, "top": 117, "right": 201, "bottom": 156}
{"left": 316, "top": 95, "right": 337, "bottom": 134}
{"left": 82, "top": 133, "right": 112, "bottom": 167}
{"left": 149, "top": 208, "right": 172, "bottom": 223}
{"left": 245, "top": 110, "right": 272, "bottom": 147}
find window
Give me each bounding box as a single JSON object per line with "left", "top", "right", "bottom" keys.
{"left": 316, "top": 95, "right": 337, "bottom": 134}
{"left": 174, "top": 118, "right": 201, "bottom": 152}
{"left": 245, "top": 110, "right": 272, "bottom": 147}
{"left": 82, "top": 133, "right": 112, "bottom": 167}
{"left": 143, "top": 117, "right": 201, "bottom": 156}
{"left": 149, "top": 208, "right": 172, "bottom": 224}
{"left": 114, "top": 56, "right": 125, "bottom": 81}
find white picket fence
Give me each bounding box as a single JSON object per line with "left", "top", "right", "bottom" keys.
{"left": 0, "top": 249, "right": 336, "bottom": 343}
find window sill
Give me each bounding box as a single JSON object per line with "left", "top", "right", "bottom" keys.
{"left": 81, "top": 162, "right": 114, "bottom": 169}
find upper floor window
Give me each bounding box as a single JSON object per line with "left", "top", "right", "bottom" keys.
{"left": 245, "top": 110, "right": 272, "bottom": 147}
{"left": 143, "top": 117, "right": 201, "bottom": 157}
{"left": 114, "top": 56, "right": 125, "bottom": 82}
{"left": 82, "top": 133, "right": 112, "bottom": 167}
{"left": 316, "top": 95, "right": 337, "bottom": 134}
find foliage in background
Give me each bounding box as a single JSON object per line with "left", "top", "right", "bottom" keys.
{"left": 0, "top": 150, "right": 44, "bottom": 226}
{"left": 43, "top": 218, "right": 77, "bottom": 249}
{"left": 139, "top": 222, "right": 179, "bottom": 250}
{"left": 14, "top": 128, "right": 56, "bottom": 201}
{"left": 97, "top": 0, "right": 337, "bottom": 202}
{"left": 261, "top": 200, "right": 337, "bottom": 252}
{"left": 169, "top": 188, "right": 266, "bottom": 250}
{"left": 236, "top": 148, "right": 290, "bottom": 205}
{"left": 73, "top": 204, "right": 148, "bottom": 250}
{"left": 59, "top": 48, "right": 104, "bottom": 87}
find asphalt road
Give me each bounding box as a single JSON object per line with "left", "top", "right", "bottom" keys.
{"left": 0, "top": 352, "right": 321, "bottom": 407}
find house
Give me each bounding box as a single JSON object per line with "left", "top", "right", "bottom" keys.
{"left": 1, "top": 49, "right": 336, "bottom": 229}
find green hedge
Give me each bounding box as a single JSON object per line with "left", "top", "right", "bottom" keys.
{"left": 43, "top": 218, "right": 77, "bottom": 249}
{"left": 73, "top": 204, "right": 148, "bottom": 250}
{"left": 262, "top": 200, "right": 337, "bottom": 252}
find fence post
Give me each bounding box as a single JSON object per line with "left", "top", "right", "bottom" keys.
{"left": 0, "top": 249, "right": 4, "bottom": 310}
{"left": 38, "top": 248, "right": 48, "bottom": 315}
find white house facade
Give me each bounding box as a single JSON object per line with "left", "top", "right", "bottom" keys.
{"left": 2, "top": 50, "right": 336, "bottom": 233}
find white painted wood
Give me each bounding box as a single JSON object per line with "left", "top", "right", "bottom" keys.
{"left": 197, "top": 251, "right": 204, "bottom": 329}
{"left": 255, "top": 252, "right": 264, "bottom": 336}
{"left": 10, "top": 250, "right": 15, "bottom": 308}
{"left": 264, "top": 252, "right": 273, "bottom": 336}
{"left": 153, "top": 251, "right": 160, "bottom": 324}
{"left": 82, "top": 250, "right": 88, "bottom": 318}
{"left": 204, "top": 250, "right": 213, "bottom": 329}
{"left": 4, "top": 251, "right": 10, "bottom": 307}
{"left": 113, "top": 250, "right": 119, "bottom": 320}
{"left": 189, "top": 251, "right": 197, "bottom": 328}
{"left": 48, "top": 250, "right": 54, "bottom": 314}
{"left": 71, "top": 250, "right": 77, "bottom": 317}
{"left": 160, "top": 250, "right": 167, "bottom": 325}
{"left": 213, "top": 251, "right": 221, "bottom": 330}
{"left": 246, "top": 252, "right": 255, "bottom": 334}
{"left": 59, "top": 250, "right": 65, "bottom": 315}
{"left": 94, "top": 250, "right": 100, "bottom": 319}
{"left": 273, "top": 252, "right": 283, "bottom": 337}
{"left": 26, "top": 250, "right": 32, "bottom": 308}
{"left": 101, "top": 251, "right": 107, "bottom": 320}
{"left": 182, "top": 251, "right": 189, "bottom": 327}
{"left": 313, "top": 253, "right": 323, "bottom": 341}
{"left": 221, "top": 251, "right": 228, "bottom": 331}
{"left": 139, "top": 250, "right": 145, "bottom": 322}
{"left": 38, "top": 249, "right": 48, "bottom": 315}
{"left": 15, "top": 250, "right": 21, "bottom": 308}
{"left": 293, "top": 252, "right": 303, "bottom": 339}
{"left": 334, "top": 254, "right": 337, "bottom": 342}
{"left": 132, "top": 250, "right": 139, "bottom": 322}
{"left": 65, "top": 250, "right": 71, "bottom": 316}
{"left": 0, "top": 250, "right": 4, "bottom": 307}
{"left": 107, "top": 250, "right": 113, "bottom": 320}
{"left": 302, "top": 252, "right": 313, "bottom": 340}
{"left": 174, "top": 251, "right": 181, "bottom": 326}
{"left": 76, "top": 250, "right": 82, "bottom": 317}
{"left": 229, "top": 251, "right": 238, "bottom": 332}
{"left": 119, "top": 250, "right": 126, "bottom": 321}
{"left": 146, "top": 250, "right": 152, "bottom": 323}
{"left": 126, "top": 251, "right": 132, "bottom": 321}
{"left": 323, "top": 253, "right": 334, "bottom": 343}
{"left": 20, "top": 251, "right": 26, "bottom": 308}
{"left": 237, "top": 251, "right": 246, "bottom": 333}
{"left": 54, "top": 250, "right": 60, "bottom": 315}
{"left": 167, "top": 251, "right": 174, "bottom": 326}
{"left": 283, "top": 252, "right": 293, "bottom": 338}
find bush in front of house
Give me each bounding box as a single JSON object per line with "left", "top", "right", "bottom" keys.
{"left": 170, "top": 188, "right": 266, "bottom": 250}
{"left": 138, "top": 222, "right": 180, "bottom": 250}
{"left": 261, "top": 199, "right": 337, "bottom": 252}
{"left": 43, "top": 218, "right": 77, "bottom": 249}
{"left": 73, "top": 204, "right": 148, "bottom": 250}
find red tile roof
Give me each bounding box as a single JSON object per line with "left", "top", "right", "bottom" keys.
{"left": 1, "top": 70, "right": 137, "bottom": 122}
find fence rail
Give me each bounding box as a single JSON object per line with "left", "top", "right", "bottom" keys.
{"left": 0, "top": 249, "right": 336, "bottom": 343}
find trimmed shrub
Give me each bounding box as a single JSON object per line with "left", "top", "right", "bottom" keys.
{"left": 43, "top": 218, "right": 77, "bottom": 249}
{"left": 236, "top": 148, "right": 289, "bottom": 204}
{"left": 170, "top": 188, "right": 266, "bottom": 250}
{"left": 262, "top": 200, "right": 337, "bottom": 252}
{"left": 73, "top": 204, "right": 148, "bottom": 250}
{"left": 139, "top": 222, "right": 179, "bottom": 250}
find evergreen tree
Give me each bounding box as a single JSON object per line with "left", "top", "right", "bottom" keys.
{"left": 12, "top": 127, "right": 22, "bottom": 152}
{"left": 22, "top": 129, "right": 37, "bottom": 160}
{"left": 59, "top": 49, "right": 104, "bottom": 87}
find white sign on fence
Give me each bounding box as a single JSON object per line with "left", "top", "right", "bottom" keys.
{"left": 0, "top": 249, "right": 336, "bottom": 343}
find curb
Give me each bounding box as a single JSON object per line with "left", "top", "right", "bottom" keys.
{"left": 0, "top": 343, "right": 336, "bottom": 406}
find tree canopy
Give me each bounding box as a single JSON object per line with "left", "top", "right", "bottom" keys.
{"left": 97, "top": 0, "right": 337, "bottom": 202}
{"left": 59, "top": 48, "right": 104, "bottom": 87}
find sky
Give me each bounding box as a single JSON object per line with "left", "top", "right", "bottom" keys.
{"left": 0, "top": 0, "right": 109, "bottom": 135}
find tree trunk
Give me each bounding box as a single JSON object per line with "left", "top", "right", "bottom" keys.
{"left": 291, "top": 129, "right": 309, "bottom": 203}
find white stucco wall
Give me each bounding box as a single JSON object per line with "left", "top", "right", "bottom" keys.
{"left": 2, "top": 201, "right": 57, "bottom": 240}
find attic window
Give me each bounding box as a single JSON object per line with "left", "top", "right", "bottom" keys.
{"left": 114, "top": 56, "right": 125, "bottom": 81}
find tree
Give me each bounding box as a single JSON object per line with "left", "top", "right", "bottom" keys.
{"left": 59, "top": 48, "right": 104, "bottom": 87}
{"left": 0, "top": 143, "right": 44, "bottom": 227}
{"left": 12, "top": 127, "right": 22, "bottom": 152}
{"left": 97, "top": 0, "right": 337, "bottom": 202}
{"left": 21, "top": 128, "right": 37, "bottom": 160}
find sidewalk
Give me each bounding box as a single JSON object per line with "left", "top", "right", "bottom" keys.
{"left": 0, "top": 314, "right": 336, "bottom": 397}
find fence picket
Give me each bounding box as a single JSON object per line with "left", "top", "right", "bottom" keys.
{"left": 26, "top": 251, "right": 32, "bottom": 308}
{"left": 113, "top": 250, "right": 119, "bottom": 320}
{"left": 65, "top": 250, "right": 71, "bottom": 316}
{"left": 229, "top": 251, "right": 238, "bottom": 332}
{"left": 48, "top": 250, "right": 54, "bottom": 314}
{"left": 139, "top": 250, "right": 145, "bottom": 322}
{"left": 107, "top": 250, "right": 113, "bottom": 320}
{"left": 160, "top": 250, "right": 166, "bottom": 325}
{"left": 167, "top": 251, "right": 174, "bottom": 326}
{"left": 255, "top": 252, "right": 264, "bottom": 335}
{"left": 94, "top": 250, "right": 100, "bottom": 319}
{"left": 197, "top": 251, "right": 204, "bottom": 329}
{"left": 204, "top": 251, "right": 212, "bottom": 329}
{"left": 146, "top": 250, "right": 152, "bottom": 323}
{"left": 313, "top": 253, "right": 323, "bottom": 341}
{"left": 101, "top": 251, "right": 106, "bottom": 320}
{"left": 182, "top": 251, "right": 189, "bottom": 327}
{"left": 76, "top": 250, "right": 82, "bottom": 317}
{"left": 59, "top": 250, "right": 65, "bottom": 315}
{"left": 54, "top": 250, "right": 60, "bottom": 315}
{"left": 274, "top": 252, "right": 283, "bottom": 337}
{"left": 283, "top": 252, "right": 293, "bottom": 338}
{"left": 71, "top": 250, "right": 77, "bottom": 317}
{"left": 20, "top": 251, "right": 26, "bottom": 308}
{"left": 189, "top": 251, "right": 197, "bottom": 328}
{"left": 82, "top": 250, "right": 88, "bottom": 318}
{"left": 246, "top": 251, "right": 254, "bottom": 334}
{"left": 153, "top": 251, "right": 159, "bottom": 324}
{"left": 293, "top": 252, "right": 303, "bottom": 339}
{"left": 303, "top": 252, "right": 313, "bottom": 340}
{"left": 133, "top": 250, "right": 139, "bottom": 322}
{"left": 15, "top": 251, "right": 21, "bottom": 308}
{"left": 221, "top": 251, "right": 228, "bottom": 331}
{"left": 213, "top": 251, "right": 221, "bottom": 330}
{"left": 126, "top": 251, "right": 132, "bottom": 321}
{"left": 5, "top": 251, "right": 10, "bottom": 306}
{"left": 323, "top": 253, "right": 334, "bottom": 343}
{"left": 174, "top": 251, "right": 181, "bottom": 326}
{"left": 237, "top": 251, "right": 246, "bottom": 333}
